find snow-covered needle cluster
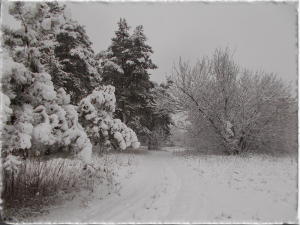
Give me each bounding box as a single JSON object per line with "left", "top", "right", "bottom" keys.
{"left": 78, "top": 85, "right": 140, "bottom": 151}
{"left": 2, "top": 54, "right": 95, "bottom": 166}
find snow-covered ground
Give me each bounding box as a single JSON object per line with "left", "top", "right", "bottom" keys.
{"left": 30, "top": 147, "right": 298, "bottom": 223}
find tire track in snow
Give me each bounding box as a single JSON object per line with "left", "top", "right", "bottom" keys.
{"left": 164, "top": 156, "right": 213, "bottom": 223}
{"left": 78, "top": 150, "right": 182, "bottom": 223}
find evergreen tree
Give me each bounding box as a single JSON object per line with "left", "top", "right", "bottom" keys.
{"left": 142, "top": 83, "right": 173, "bottom": 149}
{"left": 52, "top": 20, "right": 100, "bottom": 104}
{"left": 98, "top": 19, "right": 157, "bottom": 129}
{"left": 4, "top": 1, "right": 100, "bottom": 105}
{"left": 2, "top": 1, "right": 63, "bottom": 108}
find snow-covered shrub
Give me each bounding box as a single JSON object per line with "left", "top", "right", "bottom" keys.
{"left": 1, "top": 50, "right": 34, "bottom": 167}
{"left": 1, "top": 94, "right": 13, "bottom": 124}
{"left": 1, "top": 94, "right": 15, "bottom": 158}
{"left": 3, "top": 155, "right": 23, "bottom": 172}
{"left": 30, "top": 72, "right": 57, "bottom": 102}
{"left": 1, "top": 49, "right": 93, "bottom": 167}
{"left": 10, "top": 105, "right": 34, "bottom": 152}
{"left": 78, "top": 85, "right": 140, "bottom": 151}
{"left": 29, "top": 99, "right": 93, "bottom": 163}
{"left": 1, "top": 50, "right": 33, "bottom": 100}
{"left": 109, "top": 119, "right": 140, "bottom": 150}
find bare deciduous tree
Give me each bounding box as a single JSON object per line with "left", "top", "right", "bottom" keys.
{"left": 166, "top": 48, "right": 297, "bottom": 155}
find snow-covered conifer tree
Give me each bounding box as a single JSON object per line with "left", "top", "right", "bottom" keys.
{"left": 97, "top": 19, "right": 157, "bottom": 132}
{"left": 2, "top": 44, "right": 93, "bottom": 171}
{"left": 53, "top": 20, "right": 100, "bottom": 103}
{"left": 4, "top": 1, "right": 100, "bottom": 105}
{"left": 78, "top": 85, "right": 140, "bottom": 151}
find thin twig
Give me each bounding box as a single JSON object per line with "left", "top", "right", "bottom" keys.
{"left": 88, "top": 163, "right": 101, "bottom": 172}
{"left": 39, "top": 206, "right": 69, "bottom": 212}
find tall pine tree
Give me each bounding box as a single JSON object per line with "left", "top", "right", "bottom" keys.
{"left": 98, "top": 18, "right": 157, "bottom": 132}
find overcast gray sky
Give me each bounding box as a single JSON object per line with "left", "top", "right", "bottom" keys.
{"left": 2, "top": 1, "right": 298, "bottom": 94}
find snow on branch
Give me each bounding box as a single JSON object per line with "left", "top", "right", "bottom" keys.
{"left": 1, "top": 94, "right": 13, "bottom": 124}
{"left": 103, "top": 60, "right": 124, "bottom": 74}
{"left": 78, "top": 85, "right": 140, "bottom": 150}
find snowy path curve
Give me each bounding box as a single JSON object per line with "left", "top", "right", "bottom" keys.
{"left": 76, "top": 150, "right": 229, "bottom": 223}
{"left": 33, "top": 150, "right": 297, "bottom": 223}
{"left": 79, "top": 150, "right": 183, "bottom": 223}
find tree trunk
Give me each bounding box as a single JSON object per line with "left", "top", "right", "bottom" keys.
{"left": 11, "top": 171, "right": 14, "bottom": 193}
{"left": 111, "top": 143, "right": 117, "bottom": 150}
{"left": 122, "top": 101, "right": 126, "bottom": 123}
{"left": 125, "top": 110, "right": 132, "bottom": 125}
{"left": 148, "top": 139, "right": 151, "bottom": 150}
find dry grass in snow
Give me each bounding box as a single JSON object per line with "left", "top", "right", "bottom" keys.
{"left": 3, "top": 149, "right": 145, "bottom": 223}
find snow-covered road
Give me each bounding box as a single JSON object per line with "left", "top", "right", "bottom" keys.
{"left": 33, "top": 149, "right": 297, "bottom": 223}
{"left": 70, "top": 150, "right": 184, "bottom": 223}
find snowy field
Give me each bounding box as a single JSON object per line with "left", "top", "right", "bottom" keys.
{"left": 170, "top": 150, "right": 298, "bottom": 223}
{"left": 29, "top": 147, "right": 298, "bottom": 224}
